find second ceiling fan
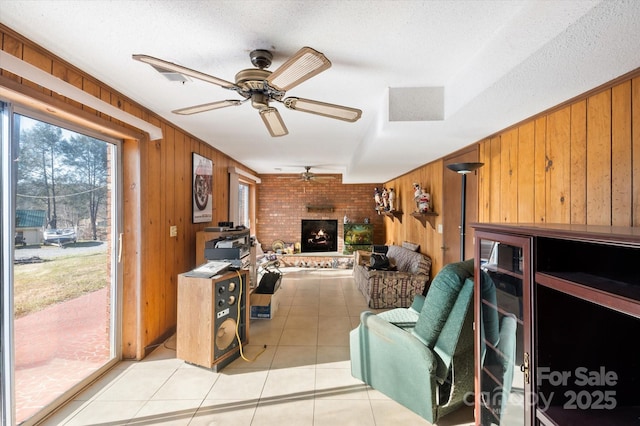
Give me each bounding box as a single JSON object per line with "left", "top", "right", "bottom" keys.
{"left": 276, "top": 166, "right": 336, "bottom": 183}
{"left": 133, "top": 47, "right": 362, "bottom": 137}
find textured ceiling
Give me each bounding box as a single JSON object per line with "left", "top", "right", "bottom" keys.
{"left": 1, "top": 1, "right": 639, "bottom": 182}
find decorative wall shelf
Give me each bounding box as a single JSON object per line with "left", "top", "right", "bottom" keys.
{"left": 410, "top": 211, "right": 438, "bottom": 229}
{"left": 380, "top": 210, "right": 403, "bottom": 221}
{"left": 306, "top": 205, "right": 334, "bottom": 213}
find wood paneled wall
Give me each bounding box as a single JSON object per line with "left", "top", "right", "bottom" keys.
{"left": 1, "top": 25, "right": 256, "bottom": 359}
{"left": 383, "top": 160, "right": 445, "bottom": 276}
{"left": 385, "top": 71, "right": 640, "bottom": 279}
{"left": 478, "top": 74, "right": 640, "bottom": 227}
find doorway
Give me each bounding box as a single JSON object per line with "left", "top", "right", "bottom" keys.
{"left": 1, "top": 104, "right": 121, "bottom": 425}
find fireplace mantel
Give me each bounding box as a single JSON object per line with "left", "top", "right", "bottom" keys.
{"left": 306, "top": 205, "right": 334, "bottom": 212}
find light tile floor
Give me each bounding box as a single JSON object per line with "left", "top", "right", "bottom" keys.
{"left": 38, "top": 268, "right": 475, "bottom": 426}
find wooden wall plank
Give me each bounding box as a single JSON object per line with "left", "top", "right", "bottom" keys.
{"left": 171, "top": 131, "right": 184, "bottom": 319}
{"left": 489, "top": 136, "right": 501, "bottom": 222}
{"left": 160, "top": 127, "right": 175, "bottom": 329}
{"left": 517, "top": 122, "right": 535, "bottom": 222}
{"left": 570, "top": 101, "right": 587, "bottom": 224}
{"left": 611, "top": 81, "right": 632, "bottom": 226}
{"left": 430, "top": 160, "right": 443, "bottom": 273}
{"left": 82, "top": 78, "right": 100, "bottom": 116}
{"left": 22, "top": 45, "right": 52, "bottom": 95}
{"left": 52, "top": 60, "right": 82, "bottom": 109}
{"left": 1, "top": 33, "right": 23, "bottom": 82}
{"left": 586, "top": 90, "right": 612, "bottom": 225}
{"left": 545, "top": 106, "right": 571, "bottom": 224}
{"left": 534, "top": 117, "right": 547, "bottom": 223}
{"left": 121, "top": 138, "right": 141, "bottom": 359}
{"left": 500, "top": 128, "right": 519, "bottom": 223}
{"left": 478, "top": 139, "right": 490, "bottom": 222}
{"left": 141, "top": 133, "right": 163, "bottom": 351}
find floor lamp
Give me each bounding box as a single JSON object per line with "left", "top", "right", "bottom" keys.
{"left": 446, "top": 162, "right": 484, "bottom": 261}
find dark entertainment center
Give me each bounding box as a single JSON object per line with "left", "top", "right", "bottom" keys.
{"left": 472, "top": 223, "right": 640, "bottom": 426}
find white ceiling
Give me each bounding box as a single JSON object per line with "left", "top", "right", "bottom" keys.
{"left": 1, "top": 1, "right": 639, "bottom": 183}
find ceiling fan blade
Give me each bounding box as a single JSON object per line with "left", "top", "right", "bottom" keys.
{"left": 260, "top": 107, "right": 288, "bottom": 137}
{"left": 283, "top": 97, "right": 362, "bottom": 122}
{"left": 266, "top": 47, "right": 331, "bottom": 92}
{"left": 132, "top": 54, "right": 237, "bottom": 89}
{"left": 172, "top": 100, "right": 242, "bottom": 115}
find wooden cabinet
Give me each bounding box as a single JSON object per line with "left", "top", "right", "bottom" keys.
{"left": 472, "top": 223, "right": 640, "bottom": 425}
{"left": 176, "top": 270, "right": 249, "bottom": 370}
{"left": 343, "top": 223, "right": 373, "bottom": 254}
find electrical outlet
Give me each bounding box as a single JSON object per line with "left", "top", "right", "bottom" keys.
{"left": 437, "top": 224, "right": 443, "bottom": 234}
{"left": 170, "top": 225, "right": 177, "bottom": 237}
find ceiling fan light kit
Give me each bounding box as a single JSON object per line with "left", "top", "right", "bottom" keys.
{"left": 132, "top": 46, "right": 361, "bottom": 137}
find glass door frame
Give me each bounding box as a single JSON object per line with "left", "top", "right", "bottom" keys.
{"left": 1, "top": 100, "right": 17, "bottom": 426}
{"left": 474, "top": 229, "right": 533, "bottom": 425}
{"left": 0, "top": 100, "right": 124, "bottom": 426}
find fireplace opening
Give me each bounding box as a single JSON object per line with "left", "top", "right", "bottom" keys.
{"left": 301, "top": 219, "right": 338, "bottom": 252}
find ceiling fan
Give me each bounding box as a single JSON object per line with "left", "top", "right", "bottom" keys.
{"left": 278, "top": 166, "right": 337, "bottom": 182}
{"left": 132, "top": 47, "right": 362, "bottom": 137}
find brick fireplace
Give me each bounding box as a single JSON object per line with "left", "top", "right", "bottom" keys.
{"left": 301, "top": 219, "right": 338, "bottom": 252}
{"left": 255, "top": 174, "right": 386, "bottom": 254}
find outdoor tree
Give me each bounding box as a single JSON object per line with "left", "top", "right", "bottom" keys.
{"left": 59, "top": 135, "right": 108, "bottom": 240}
{"left": 17, "top": 121, "right": 65, "bottom": 229}
{"left": 17, "top": 117, "right": 109, "bottom": 241}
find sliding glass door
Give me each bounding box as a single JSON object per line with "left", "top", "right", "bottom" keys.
{"left": 1, "top": 102, "right": 122, "bottom": 425}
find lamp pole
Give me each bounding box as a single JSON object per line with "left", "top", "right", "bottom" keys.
{"left": 446, "top": 162, "right": 484, "bottom": 262}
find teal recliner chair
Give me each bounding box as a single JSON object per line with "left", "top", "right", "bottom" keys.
{"left": 350, "top": 259, "right": 478, "bottom": 423}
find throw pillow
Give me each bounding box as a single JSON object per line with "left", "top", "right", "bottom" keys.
{"left": 402, "top": 241, "right": 420, "bottom": 252}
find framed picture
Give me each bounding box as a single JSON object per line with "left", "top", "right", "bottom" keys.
{"left": 192, "top": 152, "right": 213, "bottom": 223}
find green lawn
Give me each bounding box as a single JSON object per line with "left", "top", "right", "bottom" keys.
{"left": 14, "top": 252, "right": 108, "bottom": 318}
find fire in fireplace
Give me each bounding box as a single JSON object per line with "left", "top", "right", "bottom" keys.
{"left": 301, "top": 219, "right": 338, "bottom": 252}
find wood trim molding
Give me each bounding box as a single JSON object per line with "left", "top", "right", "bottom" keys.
{"left": 0, "top": 74, "right": 145, "bottom": 141}
{"left": 0, "top": 50, "right": 161, "bottom": 140}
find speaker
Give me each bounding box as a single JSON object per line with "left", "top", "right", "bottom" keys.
{"left": 176, "top": 270, "right": 248, "bottom": 371}
{"left": 213, "top": 274, "right": 247, "bottom": 361}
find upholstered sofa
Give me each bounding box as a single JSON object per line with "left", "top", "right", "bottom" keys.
{"left": 353, "top": 245, "right": 431, "bottom": 309}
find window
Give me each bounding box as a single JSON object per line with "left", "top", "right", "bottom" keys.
{"left": 238, "top": 181, "right": 250, "bottom": 228}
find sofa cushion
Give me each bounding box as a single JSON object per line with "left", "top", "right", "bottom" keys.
{"left": 412, "top": 259, "right": 474, "bottom": 347}
{"left": 386, "top": 245, "right": 430, "bottom": 274}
